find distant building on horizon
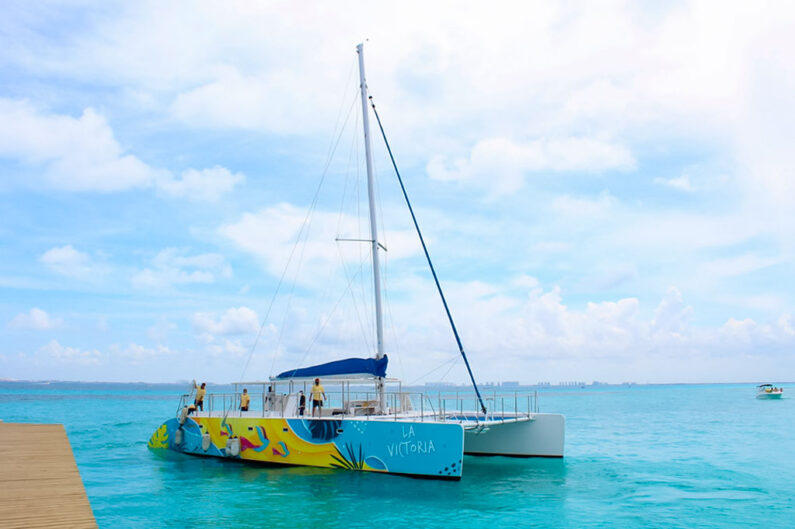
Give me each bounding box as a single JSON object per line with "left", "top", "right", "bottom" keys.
{"left": 424, "top": 381, "right": 459, "bottom": 388}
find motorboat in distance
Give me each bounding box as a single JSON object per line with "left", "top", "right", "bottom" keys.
{"left": 756, "top": 384, "right": 783, "bottom": 399}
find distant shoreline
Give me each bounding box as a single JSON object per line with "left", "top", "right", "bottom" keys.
{"left": 1, "top": 379, "right": 791, "bottom": 387}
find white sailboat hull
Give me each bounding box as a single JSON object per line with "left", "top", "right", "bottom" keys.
{"left": 464, "top": 413, "right": 565, "bottom": 457}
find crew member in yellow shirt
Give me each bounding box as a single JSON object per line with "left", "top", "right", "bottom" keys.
{"left": 311, "top": 378, "right": 326, "bottom": 417}
{"left": 194, "top": 381, "right": 206, "bottom": 411}
{"left": 240, "top": 388, "right": 250, "bottom": 412}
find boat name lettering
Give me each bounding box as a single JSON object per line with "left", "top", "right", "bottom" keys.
{"left": 386, "top": 439, "right": 435, "bottom": 458}
{"left": 402, "top": 425, "right": 415, "bottom": 439}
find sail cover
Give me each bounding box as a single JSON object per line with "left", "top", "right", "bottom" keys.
{"left": 274, "top": 355, "right": 388, "bottom": 380}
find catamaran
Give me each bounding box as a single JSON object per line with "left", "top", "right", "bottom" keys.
{"left": 148, "top": 43, "right": 565, "bottom": 479}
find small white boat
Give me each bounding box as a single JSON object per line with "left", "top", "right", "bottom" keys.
{"left": 756, "top": 384, "right": 783, "bottom": 399}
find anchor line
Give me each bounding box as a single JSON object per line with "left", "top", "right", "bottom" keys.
{"left": 368, "top": 96, "right": 488, "bottom": 416}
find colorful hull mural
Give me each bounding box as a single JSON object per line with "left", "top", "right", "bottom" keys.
{"left": 149, "top": 416, "right": 465, "bottom": 479}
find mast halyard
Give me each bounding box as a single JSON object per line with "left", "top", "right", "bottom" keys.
{"left": 368, "top": 97, "right": 489, "bottom": 417}
{"left": 357, "top": 42, "right": 386, "bottom": 412}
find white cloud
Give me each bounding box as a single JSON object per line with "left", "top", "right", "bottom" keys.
{"left": 157, "top": 166, "right": 245, "bottom": 202}
{"left": 108, "top": 343, "right": 175, "bottom": 365}
{"left": 511, "top": 274, "right": 539, "bottom": 289}
{"left": 331, "top": 275, "right": 793, "bottom": 383}
{"left": 0, "top": 99, "right": 159, "bottom": 191}
{"left": 701, "top": 254, "right": 779, "bottom": 279}
{"left": 39, "top": 245, "right": 105, "bottom": 280}
{"left": 654, "top": 174, "right": 694, "bottom": 192}
{"left": 718, "top": 315, "right": 795, "bottom": 351}
{"left": 147, "top": 319, "right": 177, "bottom": 341}
{"left": 651, "top": 287, "right": 693, "bottom": 337}
{"left": 653, "top": 165, "right": 729, "bottom": 193}
{"left": 5, "top": 2, "right": 794, "bottom": 205}
{"left": 192, "top": 306, "right": 260, "bottom": 340}
{"left": 219, "top": 203, "right": 420, "bottom": 283}
{"left": 551, "top": 192, "right": 616, "bottom": 218}
{"left": 582, "top": 263, "right": 639, "bottom": 291}
{"left": 3, "top": 2, "right": 795, "bottom": 384}
{"left": 170, "top": 66, "right": 335, "bottom": 135}
{"left": 206, "top": 338, "right": 251, "bottom": 358}
{"left": 0, "top": 99, "right": 243, "bottom": 200}
{"left": 427, "top": 137, "right": 635, "bottom": 196}
{"left": 5, "top": 2, "right": 794, "bottom": 212}
{"left": 611, "top": 212, "right": 760, "bottom": 253}
{"left": 8, "top": 308, "right": 63, "bottom": 330}
{"left": 132, "top": 247, "right": 232, "bottom": 290}
{"left": 28, "top": 340, "right": 175, "bottom": 369}
{"left": 38, "top": 340, "right": 103, "bottom": 366}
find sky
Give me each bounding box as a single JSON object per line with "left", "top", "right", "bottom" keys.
{"left": 1, "top": 1, "right": 794, "bottom": 385}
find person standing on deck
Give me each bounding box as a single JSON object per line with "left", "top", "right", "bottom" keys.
{"left": 298, "top": 390, "right": 306, "bottom": 416}
{"left": 311, "top": 378, "right": 326, "bottom": 417}
{"left": 193, "top": 381, "right": 206, "bottom": 411}
{"left": 240, "top": 388, "right": 250, "bottom": 412}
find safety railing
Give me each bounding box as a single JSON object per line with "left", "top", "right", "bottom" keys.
{"left": 176, "top": 389, "right": 539, "bottom": 426}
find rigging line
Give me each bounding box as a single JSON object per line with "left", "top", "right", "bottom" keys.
{"left": 326, "top": 58, "right": 358, "bottom": 162}
{"left": 354, "top": 134, "right": 374, "bottom": 347}
{"left": 379, "top": 218, "right": 406, "bottom": 380}
{"left": 372, "top": 134, "right": 390, "bottom": 262}
{"left": 349, "top": 105, "right": 367, "bottom": 343}
{"left": 382, "top": 272, "right": 406, "bottom": 380}
{"left": 284, "top": 246, "right": 373, "bottom": 380}
{"left": 301, "top": 250, "right": 370, "bottom": 359}
{"left": 268, "top": 91, "right": 359, "bottom": 378}
{"left": 330, "top": 98, "right": 368, "bottom": 357}
{"left": 437, "top": 353, "right": 460, "bottom": 383}
{"left": 373, "top": 147, "right": 406, "bottom": 380}
{"left": 369, "top": 96, "right": 488, "bottom": 415}
{"left": 239, "top": 88, "right": 358, "bottom": 383}
{"left": 336, "top": 94, "right": 360, "bottom": 237}
{"left": 368, "top": 137, "right": 397, "bottom": 363}
{"left": 336, "top": 242, "right": 373, "bottom": 354}
{"left": 372, "top": 134, "right": 392, "bottom": 344}
{"left": 406, "top": 351, "right": 461, "bottom": 386}
{"left": 270, "top": 226, "right": 309, "bottom": 373}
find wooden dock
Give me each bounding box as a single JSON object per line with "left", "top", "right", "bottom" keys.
{"left": 0, "top": 423, "right": 97, "bottom": 528}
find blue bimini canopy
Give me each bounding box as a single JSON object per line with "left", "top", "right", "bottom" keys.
{"left": 274, "top": 355, "right": 388, "bottom": 380}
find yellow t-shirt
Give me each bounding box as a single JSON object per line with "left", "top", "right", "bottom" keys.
{"left": 195, "top": 387, "right": 206, "bottom": 401}
{"left": 311, "top": 384, "right": 325, "bottom": 402}
{"left": 240, "top": 393, "right": 250, "bottom": 408}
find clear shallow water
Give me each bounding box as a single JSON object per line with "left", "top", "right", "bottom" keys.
{"left": 1, "top": 382, "right": 793, "bottom": 528}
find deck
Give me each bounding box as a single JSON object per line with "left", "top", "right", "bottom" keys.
{"left": 0, "top": 422, "right": 97, "bottom": 528}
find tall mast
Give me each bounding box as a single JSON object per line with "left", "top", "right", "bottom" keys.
{"left": 357, "top": 43, "right": 386, "bottom": 410}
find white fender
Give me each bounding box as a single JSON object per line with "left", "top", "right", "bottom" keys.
{"left": 225, "top": 437, "right": 241, "bottom": 457}
{"left": 179, "top": 406, "right": 189, "bottom": 425}
{"left": 202, "top": 433, "right": 211, "bottom": 452}
{"left": 174, "top": 428, "right": 183, "bottom": 445}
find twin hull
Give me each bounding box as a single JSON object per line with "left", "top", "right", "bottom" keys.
{"left": 148, "top": 412, "right": 565, "bottom": 479}
{"left": 148, "top": 416, "right": 465, "bottom": 479}
{"left": 464, "top": 413, "right": 565, "bottom": 458}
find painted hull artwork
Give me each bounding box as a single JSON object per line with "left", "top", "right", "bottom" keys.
{"left": 149, "top": 416, "right": 465, "bottom": 479}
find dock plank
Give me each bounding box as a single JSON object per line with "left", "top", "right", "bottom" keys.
{"left": 0, "top": 423, "right": 97, "bottom": 528}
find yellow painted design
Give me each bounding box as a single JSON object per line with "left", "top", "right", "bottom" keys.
{"left": 148, "top": 423, "right": 169, "bottom": 450}
{"left": 192, "top": 417, "right": 378, "bottom": 471}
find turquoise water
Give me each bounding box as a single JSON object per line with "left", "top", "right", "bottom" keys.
{"left": 1, "top": 382, "right": 793, "bottom": 527}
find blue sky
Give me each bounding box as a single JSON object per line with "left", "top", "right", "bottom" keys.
{"left": 1, "top": 1, "right": 794, "bottom": 384}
